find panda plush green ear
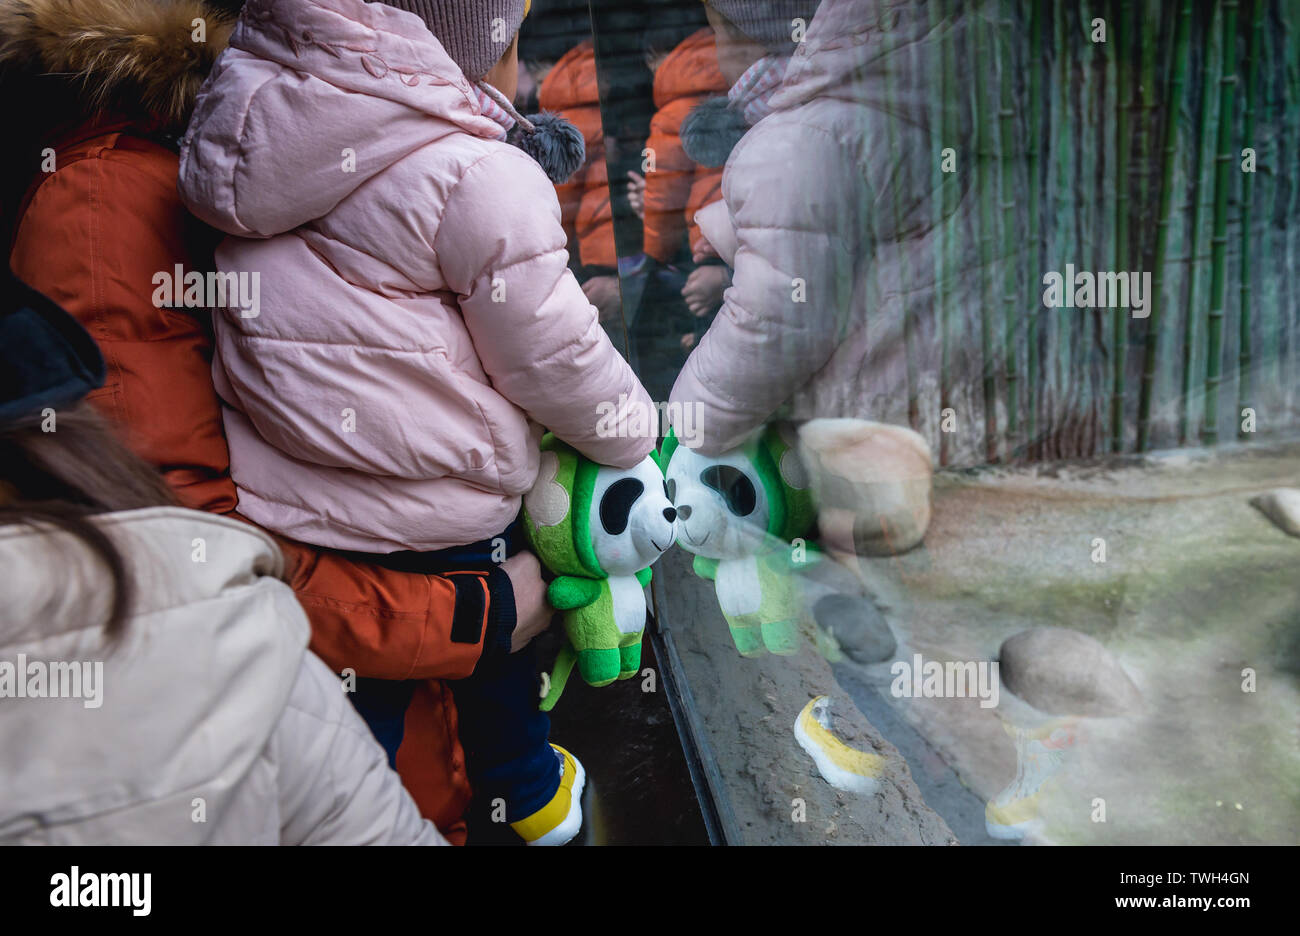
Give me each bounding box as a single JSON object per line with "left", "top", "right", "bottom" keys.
{"left": 654, "top": 429, "right": 679, "bottom": 473}
{"left": 522, "top": 433, "right": 602, "bottom": 579}
{"left": 756, "top": 423, "right": 817, "bottom": 542}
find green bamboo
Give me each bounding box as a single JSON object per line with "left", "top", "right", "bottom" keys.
{"left": 1180, "top": 4, "right": 1218, "bottom": 443}
{"left": 1285, "top": 3, "right": 1300, "bottom": 412}
{"left": 1137, "top": 0, "right": 1160, "bottom": 247}
{"left": 930, "top": 0, "right": 954, "bottom": 466}
{"left": 1077, "top": 2, "right": 1102, "bottom": 454}
{"left": 1111, "top": 0, "right": 1130, "bottom": 452}
{"left": 1136, "top": 0, "right": 1193, "bottom": 450}
{"left": 883, "top": 29, "right": 918, "bottom": 433}
{"left": 1203, "top": 0, "right": 1239, "bottom": 446}
{"left": 973, "top": 9, "right": 999, "bottom": 463}
{"left": 1256, "top": 2, "right": 1279, "bottom": 389}
{"left": 998, "top": 0, "right": 1019, "bottom": 453}
{"left": 1237, "top": 0, "right": 1263, "bottom": 439}
{"left": 1025, "top": 0, "right": 1044, "bottom": 458}
{"left": 1051, "top": 2, "right": 1078, "bottom": 454}
{"left": 1089, "top": 0, "right": 1109, "bottom": 456}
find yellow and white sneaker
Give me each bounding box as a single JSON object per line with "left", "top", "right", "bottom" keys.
{"left": 793, "top": 695, "right": 886, "bottom": 794}
{"left": 509, "top": 744, "right": 586, "bottom": 846}
{"left": 985, "top": 719, "right": 1076, "bottom": 841}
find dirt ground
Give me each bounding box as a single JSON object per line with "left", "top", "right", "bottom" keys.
{"left": 839, "top": 439, "right": 1300, "bottom": 845}
{"left": 655, "top": 439, "right": 1300, "bottom": 845}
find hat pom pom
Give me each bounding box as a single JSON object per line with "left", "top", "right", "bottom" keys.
{"left": 681, "top": 96, "right": 748, "bottom": 168}
{"left": 508, "top": 112, "right": 586, "bottom": 184}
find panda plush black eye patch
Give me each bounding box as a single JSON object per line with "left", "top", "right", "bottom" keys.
{"left": 700, "top": 465, "right": 756, "bottom": 517}
{"left": 665, "top": 478, "right": 676, "bottom": 503}
{"left": 600, "top": 478, "right": 645, "bottom": 534}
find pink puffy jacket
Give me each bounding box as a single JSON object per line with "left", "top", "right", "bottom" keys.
{"left": 670, "top": 0, "right": 989, "bottom": 462}
{"left": 178, "top": 0, "right": 653, "bottom": 552}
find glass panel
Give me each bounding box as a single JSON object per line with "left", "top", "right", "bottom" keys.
{"left": 516, "top": 1, "right": 707, "bottom": 844}
{"left": 587, "top": 0, "right": 1300, "bottom": 844}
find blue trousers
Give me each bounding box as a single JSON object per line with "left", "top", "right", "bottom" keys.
{"left": 348, "top": 524, "right": 560, "bottom": 822}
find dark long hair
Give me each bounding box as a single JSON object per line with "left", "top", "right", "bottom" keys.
{"left": 0, "top": 402, "right": 177, "bottom": 637}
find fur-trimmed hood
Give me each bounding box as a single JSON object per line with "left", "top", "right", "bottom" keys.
{"left": 0, "top": 0, "right": 236, "bottom": 128}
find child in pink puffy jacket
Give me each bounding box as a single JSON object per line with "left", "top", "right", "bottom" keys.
{"left": 179, "top": 0, "right": 654, "bottom": 845}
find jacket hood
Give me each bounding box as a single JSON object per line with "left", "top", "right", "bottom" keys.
{"left": 179, "top": 0, "right": 505, "bottom": 237}
{"left": 763, "top": 0, "right": 968, "bottom": 246}
{"left": 0, "top": 507, "right": 309, "bottom": 838}
{"left": 772, "top": 0, "right": 938, "bottom": 124}
{"left": 0, "top": 0, "right": 236, "bottom": 130}
{"left": 652, "top": 28, "right": 725, "bottom": 110}
{"left": 539, "top": 40, "right": 597, "bottom": 111}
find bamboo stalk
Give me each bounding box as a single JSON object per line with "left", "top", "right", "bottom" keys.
{"left": 1286, "top": 2, "right": 1300, "bottom": 414}
{"left": 1137, "top": 0, "right": 1160, "bottom": 250}
{"left": 1053, "top": 2, "right": 1079, "bottom": 455}
{"left": 998, "top": 0, "right": 1019, "bottom": 454}
{"left": 1088, "top": 0, "right": 1109, "bottom": 457}
{"left": 1237, "top": 0, "right": 1263, "bottom": 438}
{"left": 1256, "top": 0, "right": 1279, "bottom": 391}
{"left": 1136, "top": 0, "right": 1193, "bottom": 450}
{"left": 1203, "top": 0, "right": 1239, "bottom": 446}
{"left": 930, "top": 0, "right": 953, "bottom": 466}
{"left": 1180, "top": 3, "right": 1218, "bottom": 443}
{"left": 1111, "top": 0, "right": 1130, "bottom": 452}
{"left": 1025, "top": 0, "right": 1044, "bottom": 458}
{"left": 883, "top": 26, "right": 918, "bottom": 433}
{"left": 974, "top": 8, "right": 999, "bottom": 463}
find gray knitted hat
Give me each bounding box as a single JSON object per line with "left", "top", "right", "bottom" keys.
{"left": 381, "top": 0, "right": 528, "bottom": 80}
{"left": 704, "top": 0, "right": 819, "bottom": 52}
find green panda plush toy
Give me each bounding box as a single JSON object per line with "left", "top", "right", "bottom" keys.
{"left": 523, "top": 434, "right": 677, "bottom": 710}
{"left": 662, "top": 423, "right": 818, "bottom": 657}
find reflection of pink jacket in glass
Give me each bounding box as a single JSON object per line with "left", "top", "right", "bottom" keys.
{"left": 671, "top": 0, "right": 990, "bottom": 463}
{"left": 179, "top": 0, "right": 652, "bottom": 553}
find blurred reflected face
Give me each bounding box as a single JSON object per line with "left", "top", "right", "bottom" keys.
{"left": 484, "top": 33, "right": 520, "bottom": 101}
{"left": 705, "top": 5, "right": 768, "bottom": 86}
{"left": 666, "top": 445, "right": 772, "bottom": 560}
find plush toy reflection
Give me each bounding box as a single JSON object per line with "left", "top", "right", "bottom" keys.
{"left": 523, "top": 434, "right": 676, "bottom": 710}
{"left": 661, "top": 424, "right": 818, "bottom": 657}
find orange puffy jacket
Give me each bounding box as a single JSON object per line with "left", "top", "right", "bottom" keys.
{"left": 2, "top": 0, "right": 486, "bottom": 843}
{"left": 642, "top": 28, "right": 727, "bottom": 264}
{"left": 539, "top": 40, "right": 621, "bottom": 269}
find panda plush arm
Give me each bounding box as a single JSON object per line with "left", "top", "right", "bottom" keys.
{"left": 547, "top": 575, "right": 603, "bottom": 611}
{"left": 692, "top": 555, "right": 720, "bottom": 580}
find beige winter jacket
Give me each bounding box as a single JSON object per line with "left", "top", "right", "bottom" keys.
{"left": 0, "top": 507, "right": 444, "bottom": 845}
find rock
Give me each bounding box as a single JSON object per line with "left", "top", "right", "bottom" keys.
{"left": 1250, "top": 488, "right": 1300, "bottom": 538}
{"left": 815, "top": 593, "right": 896, "bottom": 663}
{"left": 998, "top": 627, "right": 1141, "bottom": 717}
{"left": 797, "top": 418, "right": 933, "bottom": 557}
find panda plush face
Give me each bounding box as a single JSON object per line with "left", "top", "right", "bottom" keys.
{"left": 665, "top": 445, "right": 771, "bottom": 560}
{"left": 588, "top": 455, "right": 677, "bottom": 575}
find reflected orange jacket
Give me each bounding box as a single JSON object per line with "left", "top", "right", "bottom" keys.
{"left": 539, "top": 41, "right": 621, "bottom": 268}
{"left": 643, "top": 28, "right": 727, "bottom": 264}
